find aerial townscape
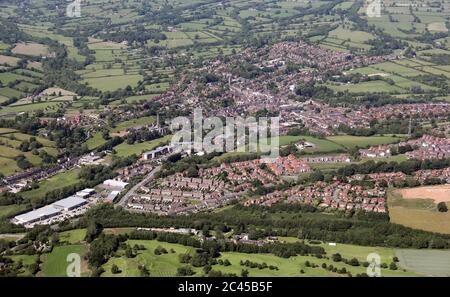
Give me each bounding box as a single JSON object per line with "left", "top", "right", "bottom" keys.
{"left": 1, "top": 0, "right": 450, "bottom": 282}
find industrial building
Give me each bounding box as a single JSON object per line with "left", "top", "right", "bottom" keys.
{"left": 105, "top": 190, "right": 120, "bottom": 202}
{"left": 103, "top": 179, "right": 129, "bottom": 189}
{"left": 12, "top": 195, "right": 89, "bottom": 226}
{"left": 75, "top": 188, "right": 95, "bottom": 198}
{"left": 13, "top": 205, "right": 61, "bottom": 225}
{"left": 52, "top": 196, "right": 88, "bottom": 211}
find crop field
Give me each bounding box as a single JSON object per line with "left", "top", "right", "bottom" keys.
{"left": 11, "top": 42, "right": 49, "bottom": 56}
{"left": 388, "top": 188, "right": 450, "bottom": 235}
{"left": 395, "top": 249, "right": 450, "bottom": 277}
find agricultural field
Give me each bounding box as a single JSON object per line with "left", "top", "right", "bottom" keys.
{"left": 11, "top": 42, "right": 49, "bottom": 56}
{"left": 395, "top": 249, "right": 450, "bottom": 277}
{"left": 388, "top": 187, "right": 450, "bottom": 234}
{"left": 0, "top": 130, "right": 58, "bottom": 176}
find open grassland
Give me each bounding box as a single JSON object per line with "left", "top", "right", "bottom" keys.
{"left": 114, "top": 135, "right": 172, "bottom": 157}
{"left": 39, "top": 244, "right": 89, "bottom": 277}
{"left": 110, "top": 116, "right": 155, "bottom": 133}
{"left": 388, "top": 188, "right": 450, "bottom": 234}
{"left": 59, "top": 229, "right": 87, "bottom": 244}
{"left": 85, "top": 132, "right": 108, "bottom": 150}
{"left": 20, "top": 169, "right": 82, "bottom": 203}
{"left": 0, "top": 204, "right": 27, "bottom": 219}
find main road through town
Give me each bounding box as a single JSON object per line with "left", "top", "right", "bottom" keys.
{"left": 117, "top": 165, "right": 161, "bottom": 207}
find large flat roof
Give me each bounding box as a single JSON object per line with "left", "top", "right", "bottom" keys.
{"left": 52, "top": 196, "right": 87, "bottom": 209}
{"left": 14, "top": 205, "right": 61, "bottom": 224}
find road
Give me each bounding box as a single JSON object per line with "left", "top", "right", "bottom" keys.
{"left": 117, "top": 165, "right": 161, "bottom": 207}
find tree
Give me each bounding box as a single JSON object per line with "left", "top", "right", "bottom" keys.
{"left": 241, "top": 269, "right": 249, "bottom": 277}
{"left": 111, "top": 264, "right": 120, "bottom": 274}
{"left": 437, "top": 202, "right": 448, "bottom": 212}
{"left": 85, "top": 221, "right": 103, "bottom": 243}
{"left": 348, "top": 258, "right": 360, "bottom": 266}
{"left": 389, "top": 262, "right": 398, "bottom": 270}
{"left": 331, "top": 253, "right": 342, "bottom": 262}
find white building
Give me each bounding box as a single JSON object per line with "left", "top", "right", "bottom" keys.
{"left": 103, "top": 179, "right": 129, "bottom": 189}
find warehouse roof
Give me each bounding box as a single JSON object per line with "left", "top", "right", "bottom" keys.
{"left": 14, "top": 205, "right": 61, "bottom": 224}
{"left": 52, "top": 196, "right": 87, "bottom": 210}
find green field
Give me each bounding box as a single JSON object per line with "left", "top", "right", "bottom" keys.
{"left": 59, "top": 229, "right": 87, "bottom": 244}
{"left": 20, "top": 169, "right": 82, "bottom": 203}
{"left": 85, "top": 132, "right": 108, "bottom": 150}
{"left": 40, "top": 244, "right": 89, "bottom": 277}
{"left": 114, "top": 135, "right": 172, "bottom": 157}
{"left": 101, "top": 239, "right": 418, "bottom": 277}
{"left": 110, "top": 116, "right": 155, "bottom": 133}
{"left": 326, "top": 135, "right": 404, "bottom": 149}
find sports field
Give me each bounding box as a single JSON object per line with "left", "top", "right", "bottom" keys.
{"left": 326, "top": 135, "right": 404, "bottom": 149}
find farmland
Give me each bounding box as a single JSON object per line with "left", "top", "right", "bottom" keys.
{"left": 388, "top": 187, "right": 450, "bottom": 235}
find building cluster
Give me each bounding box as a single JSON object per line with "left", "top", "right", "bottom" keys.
{"left": 359, "top": 135, "right": 450, "bottom": 160}
{"left": 267, "top": 41, "right": 387, "bottom": 72}
{"left": 300, "top": 154, "right": 351, "bottom": 163}
{"left": 125, "top": 174, "right": 234, "bottom": 215}
{"left": 150, "top": 40, "right": 393, "bottom": 119}
{"left": 11, "top": 188, "right": 96, "bottom": 228}
{"left": 200, "top": 155, "right": 310, "bottom": 192}
{"left": 244, "top": 181, "right": 387, "bottom": 213}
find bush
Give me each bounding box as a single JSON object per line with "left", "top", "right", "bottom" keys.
{"left": 437, "top": 202, "right": 448, "bottom": 212}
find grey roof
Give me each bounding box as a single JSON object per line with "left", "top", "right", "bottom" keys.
{"left": 52, "top": 196, "right": 87, "bottom": 209}
{"left": 106, "top": 190, "right": 120, "bottom": 201}
{"left": 14, "top": 205, "right": 61, "bottom": 224}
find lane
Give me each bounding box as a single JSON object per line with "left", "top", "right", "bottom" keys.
{"left": 116, "top": 165, "right": 161, "bottom": 207}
